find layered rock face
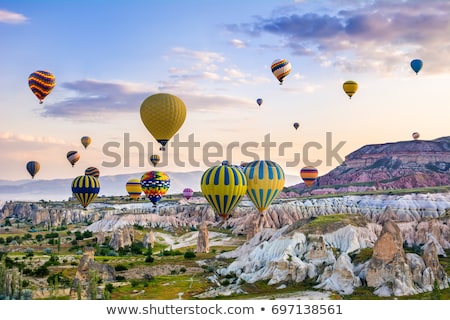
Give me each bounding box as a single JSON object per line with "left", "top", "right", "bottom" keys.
{"left": 196, "top": 221, "right": 209, "bottom": 253}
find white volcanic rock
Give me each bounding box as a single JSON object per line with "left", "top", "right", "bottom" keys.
{"left": 322, "top": 224, "right": 380, "bottom": 253}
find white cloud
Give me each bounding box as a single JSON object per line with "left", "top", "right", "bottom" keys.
{"left": 0, "top": 132, "right": 68, "bottom": 145}
{"left": 230, "top": 39, "right": 246, "bottom": 48}
{"left": 0, "top": 9, "right": 27, "bottom": 24}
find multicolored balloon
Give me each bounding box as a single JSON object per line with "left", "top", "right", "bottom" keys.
{"left": 412, "top": 132, "right": 420, "bottom": 140}
{"left": 410, "top": 59, "right": 423, "bottom": 75}
{"left": 140, "top": 171, "right": 171, "bottom": 205}
{"left": 81, "top": 136, "right": 92, "bottom": 149}
{"left": 71, "top": 175, "right": 100, "bottom": 208}
{"left": 28, "top": 70, "right": 56, "bottom": 104}
{"left": 150, "top": 154, "right": 160, "bottom": 167}
{"left": 343, "top": 80, "right": 358, "bottom": 99}
{"left": 271, "top": 59, "right": 291, "bottom": 85}
{"left": 300, "top": 166, "right": 318, "bottom": 187}
{"left": 243, "top": 160, "right": 285, "bottom": 214}
{"left": 84, "top": 166, "right": 100, "bottom": 178}
{"left": 200, "top": 162, "right": 247, "bottom": 220}
{"left": 293, "top": 122, "right": 300, "bottom": 130}
{"left": 126, "top": 178, "right": 143, "bottom": 200}
{"left": 140, "top": 93, "right": 187, "bottom": 151}
{"left": 26, "top": 161, "right": 40, "bottom": 179}
{"left": 256, "top": 98, "right": 263, "bottom": 107}
{"left": 183, "top": 187, "right": 194, "bottom": 200}
{"left": 66, "top": 151, "right": 80, "bottom": 167}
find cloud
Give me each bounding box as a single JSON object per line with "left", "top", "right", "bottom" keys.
{"left": 0, "top": 9, "right": 27, "bottom": 24}
{"left": 0, "top": 132, "right": 68, "bottom": 145}
{"left": 230, "top": 39, "right": 246, "bottom": 48}
{"left": 228, "top": 0, "right": 450, "bottom": 75}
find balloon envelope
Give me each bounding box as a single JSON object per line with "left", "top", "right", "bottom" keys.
{"left": 150, "top": 154, "right": 160, "bottom": 167}
{"left": 412, "top": 132, "right": 420, "bottom": 140}
{"left": 300, "top": 166, "right": 318, "bottom": 187}
{"left": 183, "top": 187, "right": 194, "bottom": 200}
{"left": 243, "top": 160, "right": 285, "bottom": 214}
{"left": 84, "top": 167, "right": 100, "bottom": 178}
{"left": 200, "top": 163, "right": 247, "bottom": 220}
{"left": 26, "top": 161, "right": 40, "bottom": 179}
{"left": 271, "top": 59, "right": 291, "bottom": 85}
{"left": 81, "top": 136, "right": 92, "bottom": 149}
{"left": 66, "top": 151, "right": 80, "bottom": 167}
{"left": 410, "top": 59, "right": 423, "bottom": 74}
{"left": 140, "top": 171, "right": 170, "bottom": 205}
{"left": 126, "top": 178, "right": 142, "bottom": 200}
{"left": 28, "top": 70, "right": 56, "bottom": 103}
{"left": 293, "top": 122, "right": 299, "bottom": 130}
{"left": 256, "top": 98, "right": 263, "bottom": 106}
{"left": 71, "top": 175, "right": 100, "bottom": 208}
{"left": 343, "top": 80, "right": 358, "bottom": 99}
{"left": 140, "top": 93, "right": 187, "bottom": 151}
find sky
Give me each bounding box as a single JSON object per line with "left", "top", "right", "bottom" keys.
{"left": 1, "top": 0, "right": 450, "bottom": 184}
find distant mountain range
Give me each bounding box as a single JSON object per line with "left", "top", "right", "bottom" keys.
{"left": 289, "top": 136, "right": 450, "bottom": 195}
{"left": 0, "top": 170, "right": 300, "bottom": 202}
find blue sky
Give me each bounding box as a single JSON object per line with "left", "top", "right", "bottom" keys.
{"left": 1, "top": 0, "right": 450, "bottom": 183}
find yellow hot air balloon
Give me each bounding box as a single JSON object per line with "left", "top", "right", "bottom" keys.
{"left": 126, "top": 178, "right": 142, "bottom": 200}
{"left": 71, "top": 175, "right": 100, "bottom": 208}
{"left": 243, "top": 160, "right": 285, "bottom": 215}
{"left": 343, "top": 80, "right": 358, "bottom": 99}
{"left": 300, "top": 166, "right": 318, "bottom": 187}
{"left": 81, "top": 136, "right": 92, "bottom": 149}
{"left": 200, "top": 162, "right": 247, "bottom": 220}
{"left": 140, "top": 93, "right": 187, "bottom": 151}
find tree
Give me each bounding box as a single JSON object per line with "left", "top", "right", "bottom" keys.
{"left": 431, "top": 279, "right": 441, "bottom": 300}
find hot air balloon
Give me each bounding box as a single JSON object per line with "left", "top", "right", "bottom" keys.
{"left": 200, "top": 162, "right": 247, "bottom": 220}
{"left": 66, "top": 151, "right": 80, "bottom": 167}
{"left": 343, "top": 80, "right": 358, "bottom": 99}
{"left": 410, "top": 59, "right": 423, "bottom": 75}
{"left": 28, "top": 70, "right": 56, "bottom": 104}
{"left": 183, "top": 187, "right": 194, "bottom": 200}
{"left": 140, "top": 93, "right": 187, "bottom": 151}
{"left": 140, "top": 171, "right": 171, "bottom": 205}
{"left": 126, "top": 178, "right": 143, "bottom": 200}
{"left": 293, "top": 122, "right": 300, "bottom": 130}
{"left": 150, "top": 154, "right": 160, "bottom": 167}
{"left": 26, "top": 161, "right": 40, "bottom": 179}
{"left": 84, "top": 166, "right": 100, "bottom": 178}
{"left": 256, "top": 98, "right": 263, "bottom": 107}
{"left": 243, "top": 160, "right": 285, "bottom": 215}
{"left": 412, "top": 132, "right": 420, "bottom": 140}
{"left": 300, "top": 166, "right": 318, "bottom": 187}
{"left": 271, "top": 59, "right": 291, "bottom": 85}
{"left": 71, "top": 175, "right": 100, "bottom": 208}
{"left": 81, "top": 136, "right": 92, "bottom": 149}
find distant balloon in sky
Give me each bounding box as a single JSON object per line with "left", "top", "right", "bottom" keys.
{"left": 412, "top": 132, "right": 420, "bottom": 140}
{"left": 293, "top": 122, "right": 300, "bottom": 130}
{"left": 71, "top": 175, "right": 100, "bottom": 209}
{"left": 126, "top": 178, "right": 142, "bottom": 200}
{"left": 150, "top": 154, "right": 160, "bottom": 167}
{"left": 256, "top": 98, "right": 263, "bottom": 107}
{"left": 140, "top": 93, "right": 187, "bottom": 151}
{"left": 183, "top": 187, "right": 194, "bottom": 200}
{"left": 300, "top": 166, "right": 318, "bottom": 187}
{"left": 410, "top": 59, "right": 423, "bottom": 75}
{"left": 67, "top": 151, "right": 80, "bottom": 167}
{"left": 81, "top": 136, "right": 92, "bottom": 149}
{"left": 271, "top": 59, "right": 291, "bottom": 85}
{"left": 26, "top": 161, "right": 40, "bottom": 179}
{"left": 28, "top": 70, "right": 56, "bottom": 104}
{"left": 84, "top": 166, "right": 100, "bottom": 178}
{"left": 343, "top": 80, "right": 358, "bottom": 99}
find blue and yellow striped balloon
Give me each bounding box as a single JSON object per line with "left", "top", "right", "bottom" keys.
{"left": 243, "top": 160, "right": 285, "bottom": 214}
{"left": 28, "top": 70, "right": 56, "bottom": 104}
{"left": 200, "top": 163, "right": 247, "bottom": 220}
{"left": 126, "top": 178, "right": 142, "bottom": 200}
{"left": 26, "top": 161, "right": 40, "bottom": 179}
{"left": 71, "top": 175, "right": 100, "bottom": 208}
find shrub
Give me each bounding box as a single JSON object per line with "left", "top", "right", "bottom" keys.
{"left": 114, "top": 264, "right": 128, "bottom": 271}
{"left": 184, "top": 251, "right": 196, "bottom": 259}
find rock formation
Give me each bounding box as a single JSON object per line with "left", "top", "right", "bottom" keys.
{"left": 196, "top": 221, "right": 209, "bottom": 253}
{"left": 109, "top": 226, "right": 134, "bottom": 251}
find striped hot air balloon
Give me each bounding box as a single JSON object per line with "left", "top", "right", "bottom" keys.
{"left": 26, "top": 161, "right": 40, "bottom": 179}
{"left": 300, "top": 166, "right": 318, "bottom": 187}
{"left": 28, "top": 70, "right": 56, "bottom": 104}
{"left": 66, "top": 151, "right": 80, "bottom": 167}
{"left": 84, "top": 166, "right": 100, "bottom": 178}
{"left": 126, "top": 178, "right": 142, "bottom": 200}
{"left": 343, "top": 80, "right": 358, "bottom": 99}
{"left": 271, "top": 59, "right": 291, "bottom": 85}
{"left": 71, "top": 175, "right": 100, "bottom": 208}
{"left": 243, "top": 160, "right": 285, "bottom": 215}
{"left": 140, "top": 171, "right": 170, "bottom": 205}
{"left": 150, "top": 154, "right": 160, "bottom": 167}
{"left": 200, "top": 162, "right": 247, "bottom": 220}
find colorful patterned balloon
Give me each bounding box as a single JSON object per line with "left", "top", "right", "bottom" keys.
{"left": 140, "top": 171, "right": 170, "bottom": 205}
{"left": 200, "top": 163, "right": 247, "bottom": 220}
{"left": 84, "top": 166, "right": 100, "bottom": 178}
{"left": 28, "top": 70, "right": 56, "bottom": 104}
{"left": 271, "top": 59, "right": 291, "bottom": 85}
{"left": 126, "top": 178, "right": 142, "bottom": 200}
{"left": 300, "top": 166, "right": 318, "bottom": 187}
{"left": 71, "top": 175, "right": 100, "bottom": 208}
{"left": 243, "top": 160, "right": 285, "bottom": 214}
{"left": 26, "top": 161, "right": 40, "bottom": 179}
